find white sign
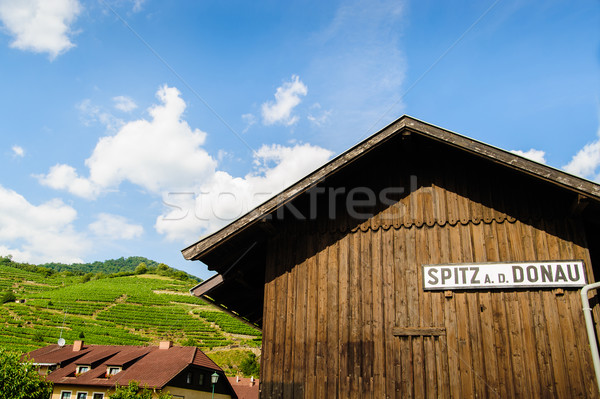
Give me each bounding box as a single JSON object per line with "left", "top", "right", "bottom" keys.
{"left": 423, "top": 260, "right": 586, "bottom": 290}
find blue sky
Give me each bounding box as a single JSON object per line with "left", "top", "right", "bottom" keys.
{"left": 0, "top": 0, "right": 598, "bottom": 280}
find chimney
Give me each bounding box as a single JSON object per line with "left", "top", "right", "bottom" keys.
{"left": 73, "top": 340, "right": 84, "bottom": 352}
{"left": 250, "top": 376, "right": 255, "bottom": 386}
{"left": 236, "top": 375, "right": 240, "bottom": 383}
{"left": 159, "top": 341, "right": 173, "bottom": 350}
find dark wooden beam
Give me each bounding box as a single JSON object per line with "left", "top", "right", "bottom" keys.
{"left": 392, "top": 326, "right": 446, "bottom": 336}
{"left": 257, "top": 218, "right": 278, "bottom": 236}
{"left": 570, "top": 194, "right": 589, "bottom": 216}
{"left": 189, "top": 274, "right": 223, "bottom": 297}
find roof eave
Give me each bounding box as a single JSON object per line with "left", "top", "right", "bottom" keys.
{"left": 181, "top": 116, "right": 409, "bottom": 262}
{"left": 181, "top": 115, "right": 600, "bottom": 263}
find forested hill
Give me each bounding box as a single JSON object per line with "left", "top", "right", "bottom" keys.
{"left": 40, "top": 256, "right": 160, "bottom": 275}
{"left": 0, "top": 256, "right": 201, "bottom": 282}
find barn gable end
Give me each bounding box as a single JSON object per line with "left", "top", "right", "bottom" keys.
{"left": 185, "top": 116, "right": 600, "bottom": 398}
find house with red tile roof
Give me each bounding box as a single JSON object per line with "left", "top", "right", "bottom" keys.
{"left": 226, "top": 376, "right": 258, "bottom": 399}
{"left": 27, "top": 341, "right": 237, "bottom": 399}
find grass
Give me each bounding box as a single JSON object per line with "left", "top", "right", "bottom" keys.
{"left": 206, "top": 349, "right": 259, "bottom": 377}
{"left": 0, "top": 264, "right": 262, "bottom": 366}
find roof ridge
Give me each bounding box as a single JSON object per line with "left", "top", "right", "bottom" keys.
{"left": 190, "top": 346, "right": 197, "bottom": 364}
{"left": 182, "top": 115, "right": 600, "bottom": 262}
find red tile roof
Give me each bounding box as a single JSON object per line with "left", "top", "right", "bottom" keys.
{"left": 28, "top": 343, "right": 223, "bottom": 390}
{"left": 227, "top": 377, "right": 259, "bottom": 399}
{"left": 27, "top": 344, "right": 91, "bottom": 365}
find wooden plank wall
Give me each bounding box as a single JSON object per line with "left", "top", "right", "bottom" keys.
{"left": 260, "top": 217, "right": 598, "bottom": 398}
{"left": 259, "top": 136, "right": 600, "bottom": 398}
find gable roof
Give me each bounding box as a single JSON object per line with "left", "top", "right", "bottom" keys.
{"left": 183, "top": 115, "right": 600, "bottom": 262}
{"left": 227, "top": 377, "right": 259, "bottom": 399}
{"left": 26, "top": 343, "right": 90, "bottom": 366}
{"left": 183, "top": 115, "right": 600, "bottom": 327}
{"left": 28, "top": 343, "right": 223, "bottom": 390}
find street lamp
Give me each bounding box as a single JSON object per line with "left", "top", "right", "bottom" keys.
{"left": 211, "top": 371, "right": 219, "bottom": 399}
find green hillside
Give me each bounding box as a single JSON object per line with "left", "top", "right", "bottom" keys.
{"left": 6, "top": 255, "right": 200, "bottom": 282}
{"left": 0, "top": 261, "right": 261, "bottom": 375}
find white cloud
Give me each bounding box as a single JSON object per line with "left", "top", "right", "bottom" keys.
{"left": 217, "top": 149, "right": 229, "bottom": 162}
{"left": 36, "top": 164, "right": 99, "bottom": 199}
{"left": 563, "top": 122, "right": 600, "bottom": 180}
{"left": 85, "top": 85, "right": 216, "bottom": 192}
{"left": 113, "top": 96, "right": 138, "bottom": 112}
{"left": 0, "top": 0, "right": 81, "bottom": 59}
{"left": 89, "top": 213, "right": 143, "bottom": 240}
{"left": 156, "top": 142, "right": 333, "bottom": 242}
{"left": 261, "top": 75, "right": 308, "bottom": 126}
{"left": 39, "top": 85, "right": 217, "bottom": 198}
{"left": 510, "top": 149, "right": 546, "bottom": 164}
{"left": 11, "top": 145, "right": 24, "bottom": 157}
{"left": 307, "top": 103, "right": 332, "bottom": 127}
{"left": 132, "top": 0, "right": 146, "bottom": 12}
{"left": 564, "top": 141, "right": 600, "bottom": 179}
{"left": 78, "top": 99, "right": 123, "bottom": 132}
{"left": 0, "top": 184, "right": 89, "bottom": 263}
{"left": 37, "top": 84, "right": 333, "bottom": 243}
{"left": 241, "top": 113, "right": 256, "bottom": 133}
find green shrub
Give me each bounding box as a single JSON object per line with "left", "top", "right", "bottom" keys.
{"left": 1, "top": 291, "right": 16, "bottom": 304}
{"left": 109, "top": 381, "right": 172, "bottom": 399}
{"left": 239, "top": 352, "right": 260, "bottom": 378}
{"left": 181, "top": 337, "right": 197, "bottom": 346}
{"left": 134, "top": 263, "right": 148, "bottom": 275}
{"left": 33, "top": 331, "right": 44, "bottom": 343}
{"left": 0, "top": 348, "right": 53, "bottom": 399}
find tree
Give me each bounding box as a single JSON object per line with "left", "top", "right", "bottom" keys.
{"left": 157, "top": 263, "right": 169, "bottom": 272}
{"left": 134, "top": 263, "right": 148, "bottom": 275}
{"left": 108, "top": 381, "right": 172, "bottom": 399}
{"left": 34, "top": 267, "right": 53, "bottom": 277}
{"left": 239, "top": 353, "right": 260, "bottom": 378}
{"left": 173, "top": 271, "right": 188, "bottom": 281}
{"left": 0, "top": 348, "right": 52, "bottom": 399}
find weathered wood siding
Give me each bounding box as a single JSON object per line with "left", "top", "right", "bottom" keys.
{"left": 259, "top": 139, "right": 599, "bottom": 398}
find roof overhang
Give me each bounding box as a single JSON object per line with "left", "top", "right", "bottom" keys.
{"left": 183, "top": 115, "right": 600, "bottom": 328}
{"left": 183, "top": 115, "right": 600, "bottom": 262}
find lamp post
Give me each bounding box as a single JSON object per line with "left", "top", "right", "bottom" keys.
{"left": 211, "top": 371, "right": 219, "bottom": 399}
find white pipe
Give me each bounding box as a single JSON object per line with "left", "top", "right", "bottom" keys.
{"left": 581, "top": 282, "right": 600, "bottom": 392}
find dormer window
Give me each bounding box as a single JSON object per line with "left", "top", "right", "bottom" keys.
{"left": 76, "top": 365, "right": 90, "bottom": 374}
{"left": 107, "top": 367, "right": 121, "bottom": 376}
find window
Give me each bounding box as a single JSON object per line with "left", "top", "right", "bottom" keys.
{"left": 198, "top": 373, "right": 204, "bottom": 385}
{"left": 76, "top": 365, "right": 90, "bottom": 374}
{"left": 61, "top": 392, "right": 72, "bottom": 399}
{"left": 92, "top": 394, "right": 104, "bottom": 399}
{"left": 107, "top": 367, "right": 121, "bottom": 376}
{"left": 76, "top": 393, "right": 88, "bottom": 399}
{"left": 186, "top": 372, "right": 192, "bottom": 384}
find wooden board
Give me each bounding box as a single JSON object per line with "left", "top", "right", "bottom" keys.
{"left": 257, "top": 150, "right": 600, "bottom": 398}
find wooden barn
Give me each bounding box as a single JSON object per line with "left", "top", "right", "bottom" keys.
{"left": 184, "top": 116, "right": 600, "bottom": 398}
